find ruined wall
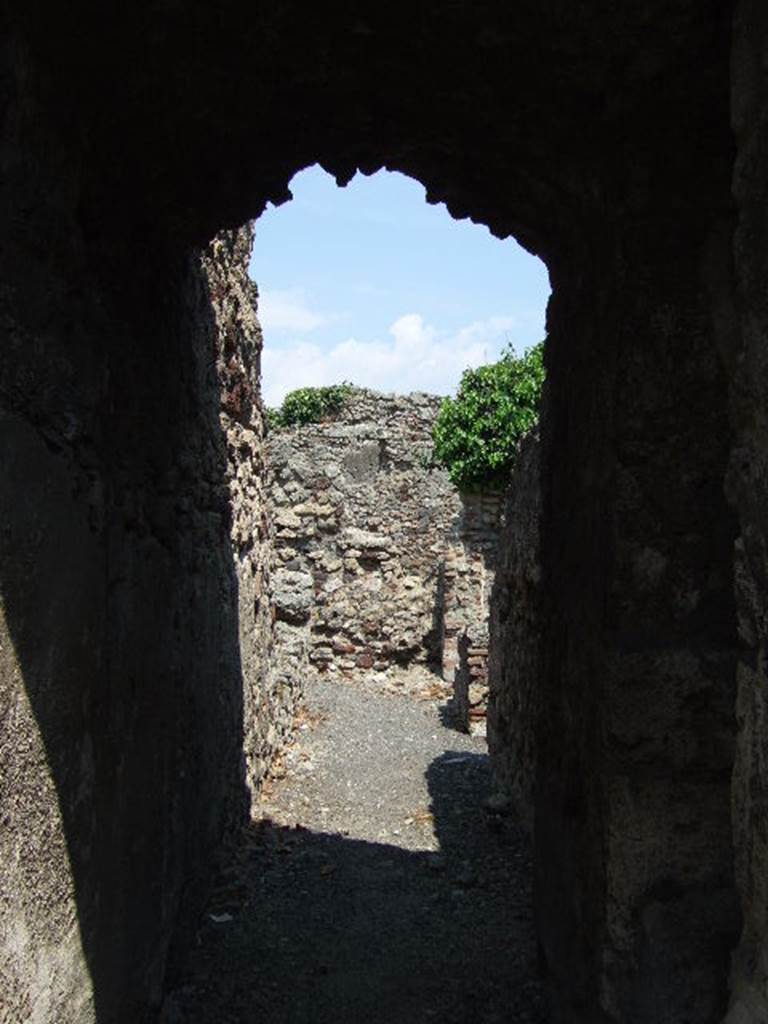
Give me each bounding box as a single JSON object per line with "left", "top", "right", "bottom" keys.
{"left": 268, "top": 390, "right": 451, "bottom": 678}
{"left": 487, "top": 431, "right": 541, "bottom": 829}
{"left": 201, "top": 226, "right": 298, "bottom": 798}
{"left": 267, "top": 390, "right": 500, "bottom": 729}
{"left": 441, "top": 491, "right": 504, "bottom": 734}
{"left": 1, "top": 4, "right": 752, "bottom": 1022}
{"left": 0, "top": 53, "right": 285, "bottom": 1015}
{"left": 723, "top": 5, "right": 768, "bottom": 1020}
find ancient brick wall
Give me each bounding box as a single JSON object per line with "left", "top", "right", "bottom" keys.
{"left": 266, "top": 390, "right": 502, "bottom": 729}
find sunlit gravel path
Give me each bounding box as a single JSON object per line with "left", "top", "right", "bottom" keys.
{"left": 162, "top": 674, "right": 543, "bottom": 1024}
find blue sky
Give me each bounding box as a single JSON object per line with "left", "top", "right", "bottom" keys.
{"left": 250, "top": 166, "right": 550, "bottom": 406}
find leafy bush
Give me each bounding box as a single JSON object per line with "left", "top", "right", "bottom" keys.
{"left": 267, "top": 382, "right": 355, "bottom": 429}
{"left": 432, "top": 343, "right": 545, "bottom": 490}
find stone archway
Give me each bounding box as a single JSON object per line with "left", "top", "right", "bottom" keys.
{"left": 2, "top": 3, "right": 762, "bottom": 1022}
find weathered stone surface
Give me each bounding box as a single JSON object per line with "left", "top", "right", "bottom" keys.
{"left": 442, "top": 492, "right": 504, "bottom": 734}
{"left": 1, "top": 3, "right": 763, "bottom": 1021}
{"left": 487, "top": 431, "right": 541, "bottom": 830}
{"left": 272, "top": 568, "right": 314, "bottom": 623}
{"left": 201, "top": 225, "right": 299, "bottom": 798}
{"left": 724, "top": 6, "right": 768, "bottom": 1020}
{"left": 536, "top": 198, "right": 740, "bottom": 1019}
{"left": 267, "top": 390, "right": 499, "bottom": 718}
{"left": 0, "top": 189, "right": 289, "bottom": 1018}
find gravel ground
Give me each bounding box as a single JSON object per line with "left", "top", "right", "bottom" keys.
{"left": 162, "top": 673, "right": 544, "bottom": 1024}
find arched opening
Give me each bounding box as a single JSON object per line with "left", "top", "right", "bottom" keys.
{"left": 255, "top": 163, "right": 548, "bottom": 734}
{"left": 252, "top": 165, "right": 549, "bottom": 404}
{"left": 159, "top": 168, "right": 550, "bottom": 1019}
{"left": 0, "top": 6, "right": 748, "bottom": 1023}
{"left": 255, "top": 164, "right": 547, "bottom": 728}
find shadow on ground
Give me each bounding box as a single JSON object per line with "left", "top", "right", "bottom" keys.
{"left": 162, "top": 751, "right": 544, "bottom": 1024}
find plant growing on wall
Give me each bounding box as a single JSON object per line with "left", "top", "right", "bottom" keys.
{"left": 267, "top": 382, "right": 355, "bottom": 429}
{"left": 432, "top": 343, "right": 544, "bottom": 490}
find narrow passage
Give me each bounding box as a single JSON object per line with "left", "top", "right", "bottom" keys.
{"left": 162, "top": 673, "right": 543, "bottom": 1024}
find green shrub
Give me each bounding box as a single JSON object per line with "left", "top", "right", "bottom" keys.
{"left": 267, "top": 382, "right": 355, "bottom": 429}
{"left": 264, "top": 406, "right": 285, "bottom": 431}
{"left": 432, "top": 343, "right": 545, "bottom": 490}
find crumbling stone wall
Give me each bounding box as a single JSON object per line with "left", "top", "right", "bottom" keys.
{"left": 442, "top": 491, "right": 504, "bottom": 734}
{"left": 267, "top": 390, "right": 501, "bottom": 729}
{"left": 201, "top": 225, "right": 298, "bottom": 798}
{"left": 268, "top": 390, "right": 449, "bottom": 677}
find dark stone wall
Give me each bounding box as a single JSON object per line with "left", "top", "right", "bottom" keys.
{"left": 487, "top": 430, "right": 541, "bottom": 830}
{"left": 538, "top": 225, "right": 739, "bottom": 1022}
{"left": 0, "top": 31, "right": 252, "bottom": 1021}
{"left": 724, "top": 4, "right": 768, "bottom": 1019}
{"left": 200, "top": 226, "right": 299, "bottom": 800}
{"left": 0, "top": 3, "right": 753, "bottom": 1021}
{"left": 488, "top": 196, "right": 741, "bottom": 1024}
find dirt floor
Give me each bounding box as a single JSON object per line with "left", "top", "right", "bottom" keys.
{"left": 161, "top": 672, "right": 544, "bottom": 1024}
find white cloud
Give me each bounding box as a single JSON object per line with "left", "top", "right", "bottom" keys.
{"left": 258, "top": 288, "right": 341, "bottom": 333}
{"left": 261, "top": 312, "right": 520, "bottom": 407}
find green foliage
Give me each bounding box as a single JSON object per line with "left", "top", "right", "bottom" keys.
{"left": 432, "top": 343, "right": 545, "bottom": 490}
{"left": 267, "top": 382, "right": 355, "bottom": 429}
{"left": 264, "top": 406, "right": 285, "bottom": 431}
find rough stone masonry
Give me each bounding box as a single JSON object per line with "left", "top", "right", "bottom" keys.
{"left": 202, "top": 225, "right": 300, "bottom": 796}
{"left": 266, "top": 389, "right": 503, "bottom": 733}
{"left": 4, "top": 3, "right": 766, "bottom": 1021}
{"left": 0, "top": 217, "right": 295, "bottom": 1022}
